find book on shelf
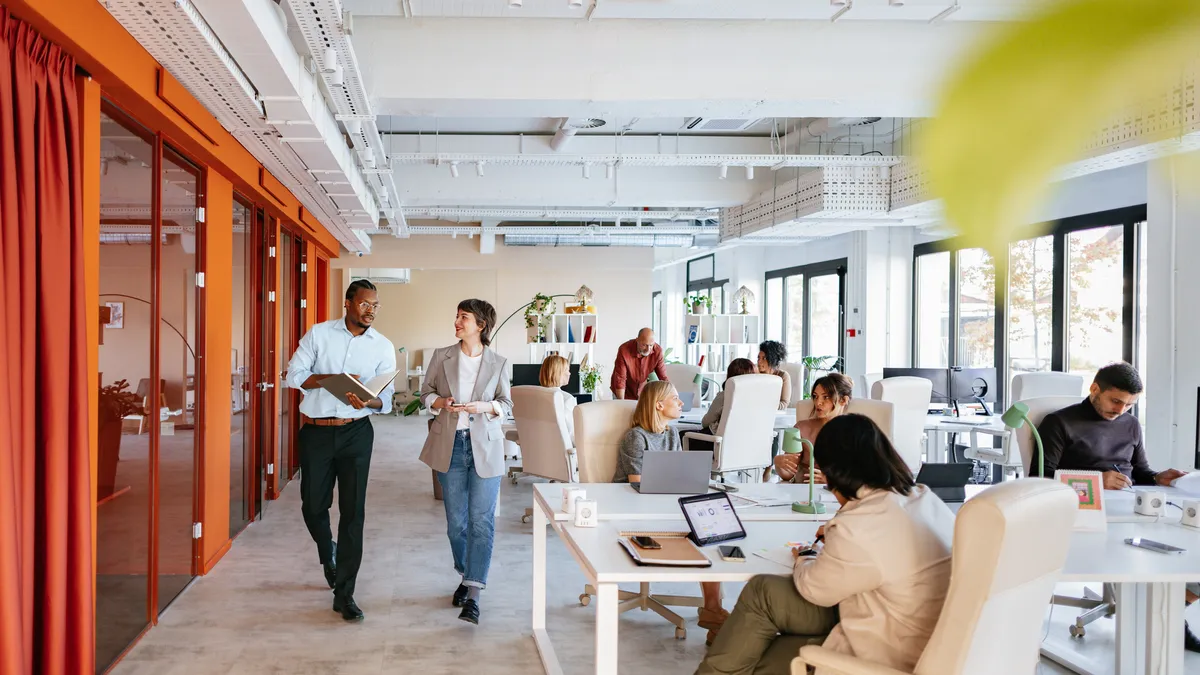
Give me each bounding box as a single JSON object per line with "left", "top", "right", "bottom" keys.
{"left": 698, "top": 354, "right": 705, "bottom": 369}
{"left": 568, "top": 322, "right": 575, "bottom": 343}
{"left": 583, "top": 325, "right": 594, "bottom": 344}
{"left": 687, "top": 324, "right": 699, "bottom": 344}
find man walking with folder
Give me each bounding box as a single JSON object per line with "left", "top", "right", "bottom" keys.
{"left": 286, "top": 279, "right": 397, "bottom": 621}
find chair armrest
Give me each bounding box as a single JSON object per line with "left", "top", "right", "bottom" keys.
{"left": 792, "top": 647, "right": 912, "bottom": 675}
{"left": 682, "top": 432, "right": 722, "bottom": 454}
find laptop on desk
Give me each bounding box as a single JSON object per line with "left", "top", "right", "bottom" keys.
{"left": 678, "top": 391, "right": 696, "bottom": 412}
{"left": 916, "top": 463, "right": 974, "bottom": 503}
{"left": 631, "top": 451, "right": 713, "bottom": 494}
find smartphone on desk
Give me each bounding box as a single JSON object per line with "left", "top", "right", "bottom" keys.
{"left": 1124, "top": 537, "right": 1186, "bottom": 554}
{"left": 632, "top": 536, "right": 661, "bottom": 550}
{"left": 718, "top": 545, "right": 745, "bottom": 562}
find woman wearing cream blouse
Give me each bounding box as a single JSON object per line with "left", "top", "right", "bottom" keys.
{"left": 756, "top": 340, "right": 791, "bottom": 410}
{"left": 774, "top": 373, "right": 853, "bottom": 484}
{"left": 538, "top": 354, "right": 576, "bottom": 442}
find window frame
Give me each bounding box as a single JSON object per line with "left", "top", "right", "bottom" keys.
{"left": 912, "top": 205, "right": 1145, "bottom": 407}
{"left": 764, "top": 258, "right": 848, "bottom": 363}
{"left": 686, "top": 253, "right": 729, "bottom": 313}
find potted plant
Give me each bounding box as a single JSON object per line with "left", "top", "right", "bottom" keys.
{"left": 97, "top": 379, "right": 144, "bottom": 500}
{"left": 800, "top": 355, "right": 844, "bottom": 399}
{"left": 402, "top": 391, "right": 426, "bottom": 417}
{"left": 684, "top": 293, "right": 713, "bottom": 315}
{"left": 524, "top": 292, "right": 556, "bottom": 343}
{"left": 581, "top": 363, "right": 603, "bottom": 396}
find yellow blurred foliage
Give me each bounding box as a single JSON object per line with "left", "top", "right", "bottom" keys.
{"left": 922, "top": 0, "right": 1200, "bottom": 258}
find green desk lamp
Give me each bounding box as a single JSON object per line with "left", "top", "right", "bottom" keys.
{"left": 784, "top": 429, "right": 826, "bottom": 514}
{"left": 647, "top": 372, "right": 659, "bottom": 382}
{"left": 693, "top": 373, "right": 704, "bottom": 385}
{"left": 1001, "top": 402, "right": 1044, "bottom": 477}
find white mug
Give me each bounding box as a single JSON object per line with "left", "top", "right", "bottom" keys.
{"left": 562, "top": 487, "right": 587, "bottom": 515}
{"left": 1180, "top": 500, "right": 1200, "bottom": 529}
{"left": 574, "top": 500, "right": 598, "bottom": 527}
{"left": 1134, "top": 490, "right": 1166, "bottom": 517}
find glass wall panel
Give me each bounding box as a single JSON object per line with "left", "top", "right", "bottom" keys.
{"left": 915, "top": 252, "right": 950, "bottom": 367}
{"left": 1007, "top": 236, "right": 1054, "bottom": 387}
{"left": 765, "top": 276, "right": 783, "bottom": 342}
{"left": 784, "top": 275, "right": 805, "bottom": 359}
{"left": 1066, "top": 226, "right": 1124, "bottom": 382}
{"left": 230, "top": 199, "right": 253, "bottom": 535}
{"left": 956, "top": 248, "right": 995, "bottom": 368}
{"left": 808, "top": 275, "right": 840, "bottom": 359}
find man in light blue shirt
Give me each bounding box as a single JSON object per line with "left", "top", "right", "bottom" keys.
{"left": 286, "top": 278, "right": 396, "bottom": 622}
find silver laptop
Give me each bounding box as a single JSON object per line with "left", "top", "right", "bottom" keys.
{"left": 631, "top": 451, "right": 712, "bottom": 494}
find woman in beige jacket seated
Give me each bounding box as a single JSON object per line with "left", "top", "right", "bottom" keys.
{"left": 696, "top": 414, "right": 956, "bottom": 675}
{"left": 773, "top": 372, "right": 853, "bottom": 484}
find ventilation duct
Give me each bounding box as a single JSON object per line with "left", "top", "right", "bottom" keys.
{"left": 347, "top": 268, "right": 411, "bottom": 284}
{"left": 503, "top": 233, "right": 694, "bottom": 247}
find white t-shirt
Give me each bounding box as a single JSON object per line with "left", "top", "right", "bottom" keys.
{"left": 456, "top": 351, "right": 483, "bottom": 430}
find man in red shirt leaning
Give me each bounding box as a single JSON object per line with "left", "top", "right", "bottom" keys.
{"left": 610, "top": 328, "right": 669, "bottom": 400}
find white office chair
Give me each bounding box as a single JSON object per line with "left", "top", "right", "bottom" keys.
{"left": 510, "top": 386, "right": 576, "bottom": 522}
{"left": 794, "top": 399, "right": 896, "bottom": 443}
{"left": 792, "top": 479, "right": 1079, "bottom": 675}
{"left": 683, "top": 374, "right": 782, "bottom": 481}
{"left": 871, "top": 377, "right": 933, "bottom": 472}
{"left": 1001, "top": 394, "right": 1115, "bottom": 638}
{"left": 663, "top": 363, "right": 702, "bottom": 407}
{"left": 780, "top": 362, "right": 806, "bottom": 406}
{"left": 573, "top": 400, "right": 700, "bottom": 638}
{"left": 1010, "top": 372, "right": 1085, "bottom": 402}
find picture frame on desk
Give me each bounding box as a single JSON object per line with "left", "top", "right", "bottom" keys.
{"left": 1054, "top": 469, "right": 1106, "bottom": 531}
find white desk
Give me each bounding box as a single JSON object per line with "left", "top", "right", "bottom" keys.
{"left": 676, "top": 405, "right": 796, "bottom": 430}
{"left": 530, "top": 483, "right": 835, "bottom": 675}
{"left": 923, "top": 413, "right": 1009, "bottom": 463}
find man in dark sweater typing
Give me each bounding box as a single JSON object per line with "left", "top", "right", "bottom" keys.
{"left": 1029, "top": 362, "right": 1187, "bottom": 490}
{"left": 1029, "top": 362, "right": 1198, "bottom": 653}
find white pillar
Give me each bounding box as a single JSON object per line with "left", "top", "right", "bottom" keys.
{"left": 1145, "top": 152, "right": 1200, "bottom": 471}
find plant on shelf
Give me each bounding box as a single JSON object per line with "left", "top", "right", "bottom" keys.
{"left": 524, "top": 292, "right": 557, "bottom": 343}
{"left": 684, "top": 293, "right": 713, "bottom": 315}
{"left": 581, "top": 363, "right": 604, "bottom": 395}
{"left": 800, "top": 355, "right": 844, "bottom": 399}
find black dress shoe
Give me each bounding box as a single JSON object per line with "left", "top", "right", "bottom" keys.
{"left": 458, "top": 598, "right": 480, "bottom": 625}
{"left": 322, "top": 541, "right": 337, "bottom": 589}
{"left": 1186, "top": 622, "right": 1200, "bottom": 653}
{"left": 332, "top": 595, "right": 364, "bottom": 622}
{"left": 452, "top": 584, "right": 469, "bottom": 607}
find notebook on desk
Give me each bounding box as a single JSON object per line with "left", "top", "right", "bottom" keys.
{"left": 617, "top": 536, "right": 712, "bottom": 567}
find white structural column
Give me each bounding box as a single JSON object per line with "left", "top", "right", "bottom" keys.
{"left": 1145, "top": 152, "right": 1200, "bottom": 471}
{"left": 846, "top": 228, "right": 915, "bottom": 383}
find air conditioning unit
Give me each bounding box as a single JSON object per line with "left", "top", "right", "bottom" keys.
{"left": 348, "top": 268, "right": 410, "bottom": 284}
{"left": 683, "top": 117, "right": 760, "bottom": 132}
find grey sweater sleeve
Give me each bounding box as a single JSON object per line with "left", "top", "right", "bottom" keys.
{"left": 701, "top": 392, "right": 724, "bottom": 433}
{"left": 614, "top": 428, "right": 650, "bottom": 482}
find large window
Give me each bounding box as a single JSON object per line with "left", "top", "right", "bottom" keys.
{"left": 764, "top": 259, "right": 847, "bottom": 364}
{"left": 686, "top": 254, "right": 728, "bottom": 314}
{"left": 914, "top": 206, "right": 1146, "bottom": 406}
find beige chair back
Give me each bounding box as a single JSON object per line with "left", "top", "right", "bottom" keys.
{"left": 1010, "top": 372, "right": 1084, "bottom": 402}
{"left": 663, "top": 363, "right": 702, "bottom": 406}
{"left": 871, "top": 376, "right": 933, "bottom": 471}
{"left": 574, "top": 400, "right": 636, "bottom": 483}
{"left": 912, "top": 479, "right": 1078, "bottom": 675}
{"left": 713, "top": 374, "right": 783, "bottom": 473}
{"left": 779, "top": 362, "right": 805, "bottom": 405}
{"left": 511, "top": 386, "right": 575, "bottom": 482}
{"left": 794, "top": 399, "right": 895, "bottom": 451}
{"left": 1007, "top": 396, "right": 1080, "bottom": 476}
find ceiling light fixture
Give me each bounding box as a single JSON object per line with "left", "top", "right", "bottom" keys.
{"left": 719, "top": 164, "right": 728, "bottom": 180}
{"left": 606, "top": 163, "right": 614, "bottom": 179}
{"left": 449, "top": 161, "right": 460, "bottom": 178}
{"left": 888, "top": 0, "right": 904, "bottom": 4}
{"left": 583, "top": 162, "right": 592, "bottom": 179}
{"left": 322, "top": 47, "right": 337, "bottom": 72}
{"left": 330, "top": 62, "right": 344, "bottom": 87}
{"left": 508, "top": 0, "right": 522, "bottom": 7}
{"left": 475, "top": 161, "right": 485, "bottom": 177}
{"left": 745, "top": 165, "right": 755, "bottom": 180}
{"left": 569, "top": 0, "right": 583, "bottom": 6}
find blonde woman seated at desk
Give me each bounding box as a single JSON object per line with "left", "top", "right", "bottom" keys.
{"left": 613, "top": 382, "right": 727, "bottom": 644}
{"left": 688, "top": 358, "right": 757, "bottom": 454}
{"left": 539, "top": 354, "right": 575, "bottom": 442}
{"left": 774, "top": 373, "right": 853, "bottom": 484}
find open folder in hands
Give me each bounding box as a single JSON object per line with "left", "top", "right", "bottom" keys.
{"left": 318, "top": 371, "right": 399, "bottom": 407}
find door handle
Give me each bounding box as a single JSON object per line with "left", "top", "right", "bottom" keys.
{"left": 257, "top": 382, "right": 275, "bottom": 391}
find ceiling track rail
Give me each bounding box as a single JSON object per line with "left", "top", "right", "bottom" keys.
{"left": 390, "top": 152, "right": 904, "bottom": 169}
{"left": 400, "top": 207, "right": 717, "bottom": 222}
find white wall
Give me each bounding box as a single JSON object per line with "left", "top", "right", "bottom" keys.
{"left": 332, "top": 236, "right": 654, "bottom": 377}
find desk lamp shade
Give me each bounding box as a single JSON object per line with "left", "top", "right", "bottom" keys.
{"left": 1001, "top": 401, "right": 1044, "bottom": 478}
{"left": 574, "top": 285, "right": 594, "bottom": 308}
{"left": 693, "top": 373, "right": 704, "bottom": 385}
{"left": 732, "top": 285, "right": 755, "bottom": 315}
{"left": 790, "top": 436, "right": 826, "bottom": 514}
{"left": 647, "top": 372, "right": 659, "bottom": 382}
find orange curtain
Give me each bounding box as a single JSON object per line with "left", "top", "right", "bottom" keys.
{"left": 0, "top": 8, "right": 94, "bottom": 675}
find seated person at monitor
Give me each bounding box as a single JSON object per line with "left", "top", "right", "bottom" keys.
{"left": 696, "top": 414, "right": 955, "bottom": 675}
{"left": 538, "top": 354, "right": 576, "bottom": 442}
{"left": 1029, "top": 363, "right": 1188, "bottom": 489}
{"left": 687, "top": 358, "right": 757, "bottom": 453}
{"left": 614, "top": 382, "right": 726, "bottom": 640}
{"left": 774, "top": 373, "right": 854, "bottom": 484}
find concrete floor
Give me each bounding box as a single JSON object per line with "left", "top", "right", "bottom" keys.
{"left": 110, "top": 415, "right": 1179, "bottom": 675}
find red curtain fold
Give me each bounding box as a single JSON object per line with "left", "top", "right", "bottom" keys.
{"left": 0, "top": 7, "right": 94, "bottom": 675}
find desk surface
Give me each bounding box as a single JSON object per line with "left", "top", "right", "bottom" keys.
{"left": 676, "top": 406, "right": 796, "bottom": 429}
{"left": 1060, "top": 521, "right": 1200, "bottom": 582}
{"left": 534, "top": 482, "right": 838, "bottom": 523}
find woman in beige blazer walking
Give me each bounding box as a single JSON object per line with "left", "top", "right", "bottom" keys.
{"left": 419, "top": 299, "right": 512, "bottom": 625}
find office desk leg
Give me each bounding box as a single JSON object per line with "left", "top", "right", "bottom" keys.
{"left": 595, "top": 583, "right": 619, "bottom": 675}
{"left": 1115, "top": 582, "right": 1138, "bottom": 675}
{"left": 1144, "top": 582, "right": 1184, "bottom": 675}
{"left": 532, "top": 504, "right": 563, "bottom": 675}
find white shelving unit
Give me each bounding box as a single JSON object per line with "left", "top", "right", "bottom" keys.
{"left": 682, "top": 313, "right": 760, "bottom": 376}
{"left": 527, "top": 312, "right": 599, "bottom": 364}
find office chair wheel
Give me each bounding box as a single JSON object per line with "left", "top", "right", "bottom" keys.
{"left": 675, "top": 627, "right": 686, "bottom": 640}
{"left": 1069, "top": 624, "right": 1085, "bottom": 639}
{"left": 579, "top": 594, "right": 591, "bottom": 606}
{"left": 510, "top": 475, "right": 519, "bottom": 485}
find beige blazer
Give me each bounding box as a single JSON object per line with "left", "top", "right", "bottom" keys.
{"left": 794, "top": 485, "right": 955, "bottom": 673}
{"left": 418, "top": 344, "right": 513, "bottom": 478}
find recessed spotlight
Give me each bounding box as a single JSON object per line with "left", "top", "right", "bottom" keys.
{"left": 449, "top": 162, "right": 460, "bottom": 178}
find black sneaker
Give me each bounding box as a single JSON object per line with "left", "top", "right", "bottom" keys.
{"left": 332, "top": 595, "right": 364, "bottom": 622}
{"left": 452, "top": 584, "right": 469, "bottom": 608}
{"left": 458, "top": 598, "right": 480, "bottom": 625}
{"left": 1186, "top": 622, "right": 1200, "bottom": 654}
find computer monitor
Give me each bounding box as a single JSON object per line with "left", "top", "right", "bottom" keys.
{"left": 511, "top": 363, "right": 581, "bottom": 393}
{"left": 949, "top": 367, "right": 997, "bottom": 414}
{"left": 881, "top": 367, "right": 951, "bottom": 403}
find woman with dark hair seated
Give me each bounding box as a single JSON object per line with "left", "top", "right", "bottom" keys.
{"left": 756, "top": 340, "right": 791, "bottom": 410}
{"left": 695, "top": 414, "right": 956, "bottom": 675}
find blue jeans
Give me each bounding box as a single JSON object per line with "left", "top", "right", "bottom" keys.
{"left": 437, "top": 430, "right": 502, "bottom": 588}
